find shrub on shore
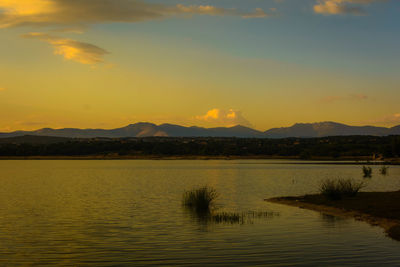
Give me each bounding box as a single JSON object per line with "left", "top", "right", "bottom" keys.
{"left": 362, "top": 166, "right": 372, "bottom": 178}
{"left": 182, "top": 186, "right": 218, "bottom": 212}
{"left": 320, "top": 178, "right": 365, "bottom": 200}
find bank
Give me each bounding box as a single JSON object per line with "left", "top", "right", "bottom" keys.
{"left": 267, "top": 191, "right": 400, "bottom": 241}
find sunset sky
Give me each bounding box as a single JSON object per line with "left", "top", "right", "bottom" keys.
{"left": 0, "top": 0, "right": 399, "bottom": 131}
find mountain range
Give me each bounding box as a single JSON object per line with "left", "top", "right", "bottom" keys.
{"left": 1, "top": 122, "right": 400, "bottom": 139}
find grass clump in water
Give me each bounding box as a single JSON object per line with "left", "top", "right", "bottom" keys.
{"left": 182, "top": 186, "right": 218, "bottom": 212}
{"left": 320, "top": 178, "right": 365, "bottom": 200}
{"left": 211, "top": 212, "right": 245, "bottom": 224}
{"left": 362, "top": 166, "right": 372, "bottom": 178}
{"left": 380, "top": 166, "right": 389, "bottom": 176}
{"left": 183, "top": 187, "right": 279, "bottom": 225}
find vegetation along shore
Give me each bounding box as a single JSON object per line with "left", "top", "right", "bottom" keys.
{"left": 0, "top": 135, "right": 399, "bottom": 162}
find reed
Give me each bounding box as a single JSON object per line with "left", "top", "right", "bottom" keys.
{"left": 362, "top": 166, "right": 372, "bottom": 178}
{"left": 182, "top": 186, "right": 218, "bottom": 212}
{"left": 183, "top": 186, "right": 279, "bottom": 224}
{"left": 210, "top": 211, "right": 279, "bottom": 224}
{"left": 320, "top": 178, "right": 365, "bottom": 200}
{"left": 211, "top": 212, "right": 245, "bottom": 224}
{"left": 380, "top": 166, "right": 389, "bottom": 175}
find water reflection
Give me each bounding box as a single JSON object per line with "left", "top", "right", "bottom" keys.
{"left": 320, "top": 213, "right": 349, "bottom": 227}
{"left": 183, "top": 206, "right": 279, "bottom": 226}
{"left": 0, "top": 160, "right": 400, "bottom": 265}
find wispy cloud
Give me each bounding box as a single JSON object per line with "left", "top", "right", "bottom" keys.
{"left": 321, "top": 93, "right": 368, "bottom": 103}
{"left": 242, "top": 8, "right": 274, "bottom": 19}
{"left": 195, "top": 108, "right": 252, "bottom": 127}
{"left": 0, "top": 0, "right": 273, "bottom": 29}
{"left": 313, "top": 0, "right": 384, "bottom": 15}
{"left": 176, "top": 5, "right": 273, "bottom": 19}
{"left": 22, "top": 32, "right": 109, "bottom": 64}
{"left": 1, "top": 1, "right": 274, "bottom": 65}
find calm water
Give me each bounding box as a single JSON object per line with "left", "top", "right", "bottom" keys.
{"left": 1, "top": 160, "right": 400, "bottom": 266}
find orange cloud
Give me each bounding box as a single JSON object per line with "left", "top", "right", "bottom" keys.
{"left": 313, "top": 0, "right": 383, "bottom": 15}
{"left": 0, "top": 0, "right": 57, "bottom": 28}
{"left": 196, "top": 108, "right": 252, "bottom": 127}
{"left": 0, "top": 0, "right": 271, "bottom": 29}
{"left": 176, "top": 5, "right": 272, "bottom": 19}
{"left": 1, "top": 1, "right": 274, "bottom": 66}
{"left": 242, "top": 8, "right": 272, "bottom": 19}
{"left": 22, "top": 32, "right": 109, "bottom": 64}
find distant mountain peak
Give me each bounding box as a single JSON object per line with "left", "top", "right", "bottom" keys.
{"left": 126, "top": 122, "right": 155, "bottom": 127}
{"left": 229, "top": 124, "right": 249, "bottom": 129}
{"left": 0, "top": 121, "right": 399, "bottom": 139}
{"left": 292, "top": 121, "right": 342, "bottom": 127}
{"left": 264, "top": 121, "right": 393, "bottom": 138}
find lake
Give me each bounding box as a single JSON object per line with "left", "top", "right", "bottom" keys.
{"left": 0, "top": 160, "right": 399, "bottom": 265}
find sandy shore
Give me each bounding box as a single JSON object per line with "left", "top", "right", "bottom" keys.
{"left": 267, "top": 192, "right": 400, "bottom": 241}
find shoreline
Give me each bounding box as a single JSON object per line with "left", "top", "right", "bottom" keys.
{"left": 0, "top": 155, "right": 398, "bottom": 164}
{"left": 267, "top": 193, "right": 400, "bottom": 241}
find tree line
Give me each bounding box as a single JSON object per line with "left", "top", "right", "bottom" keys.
{"left": 0, "top": 135, "right": 399, "bottom": 159}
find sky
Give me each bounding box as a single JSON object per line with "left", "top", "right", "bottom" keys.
{"left": 0, "top": 0, "right": 399, "bottom": 131}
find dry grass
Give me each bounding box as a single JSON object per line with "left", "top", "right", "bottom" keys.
{"left": 363, "top": 166, "right": 372, "bottom": 178}
{"left": 380, "top": 166, "right": 389, "bottom": 175}
{"left": 182, "top": 186, "right": 218, "bottom": 212}
{"left": 320, "top": 178, "right": 365, "bottom": 200}
{"left": 183, "top": 186, "right": 278, "bottom": 224}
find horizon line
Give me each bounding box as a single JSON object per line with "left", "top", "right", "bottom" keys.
{"left": 1, "top": 121, "right": 399, "bottom": 134}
